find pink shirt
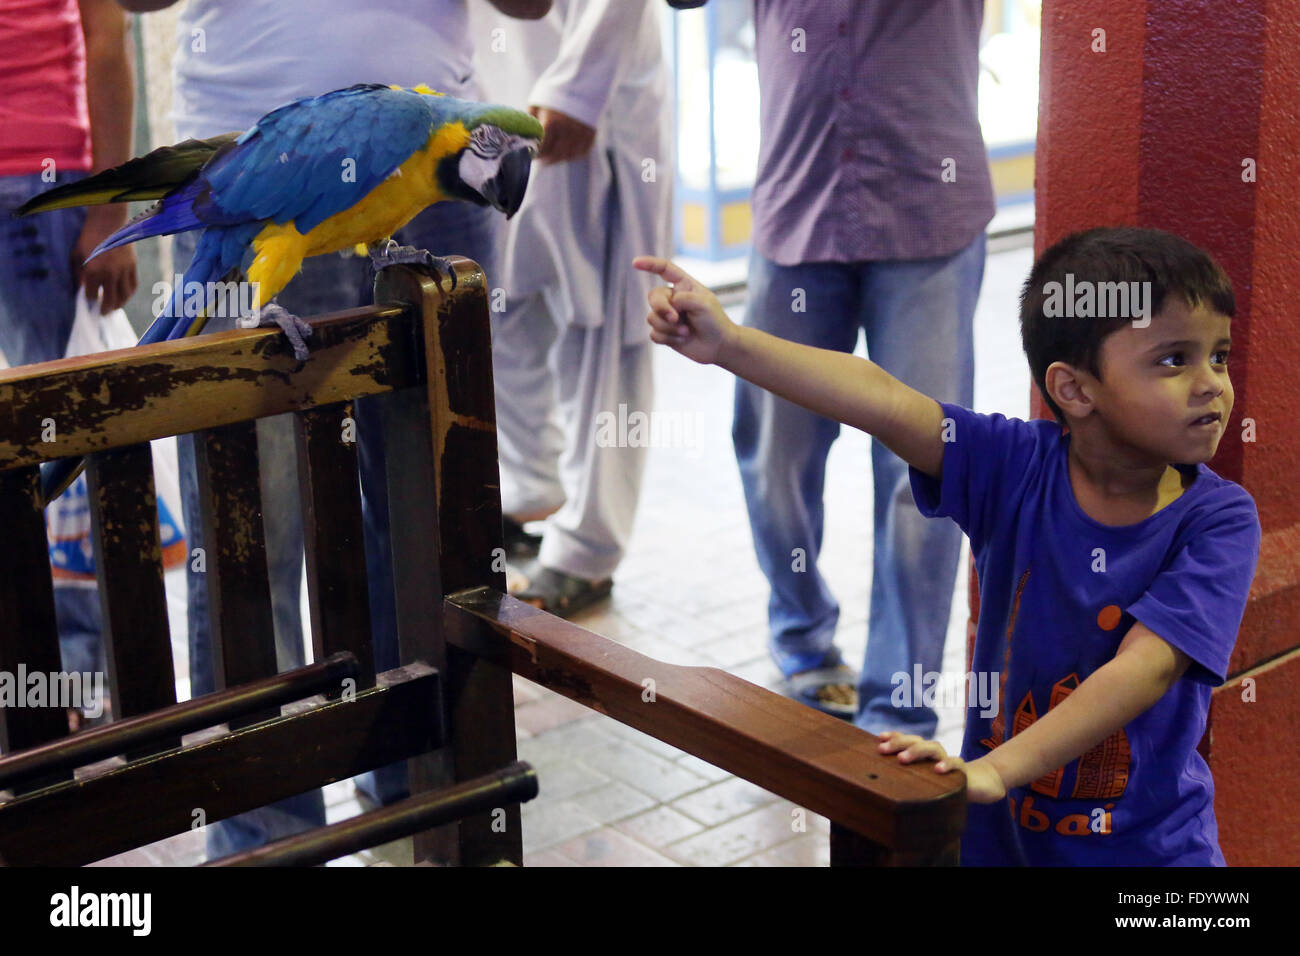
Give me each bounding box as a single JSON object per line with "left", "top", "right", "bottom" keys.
{"left": 0, "top": 0, "right": 91, "bottom": 176}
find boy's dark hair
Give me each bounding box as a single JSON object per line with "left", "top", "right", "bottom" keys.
{"left": 1019, "top": 227, "right": 1235, "bottom": 425}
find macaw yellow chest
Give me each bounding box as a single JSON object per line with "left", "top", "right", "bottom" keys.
{"left": 245, "top": 121, "right": 470, "bottom": 304}
{"left": 302, "top": 151, "right": 446, "bottom": 254}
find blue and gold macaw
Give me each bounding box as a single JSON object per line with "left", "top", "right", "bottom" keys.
{"left": 22, "top": 82, "right": 540, "bottom": 350}
{"left": 19, "top": 82, "right": 541, "bottom": 503}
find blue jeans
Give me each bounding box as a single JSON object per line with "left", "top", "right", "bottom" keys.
{"left": 733, "top": 234, "right": 984, "bottom": 737}
{"left": 0, "top": 171, "right": 105, "bottom": 684}
{"left": 175, "top": 200, "right": 500, "bottom": 856}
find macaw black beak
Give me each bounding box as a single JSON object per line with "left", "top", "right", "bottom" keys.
{"left": 480, "top": 146, "right": 533, "bottom": 219}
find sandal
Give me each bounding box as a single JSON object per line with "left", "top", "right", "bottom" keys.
{"left": 514, "top": 560, "right": 612, "bottom": 618}
{"left": 776, "top": 651, "right": 859, "bottom": 720}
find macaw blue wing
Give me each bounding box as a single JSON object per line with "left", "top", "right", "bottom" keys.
{"left": 88, "top": 84, "right": 437, "bottom": 260}
{"left": 193, "top": 84, "right": 436, "bottom": 233}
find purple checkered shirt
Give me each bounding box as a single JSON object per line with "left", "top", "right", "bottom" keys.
{"left": 751, "top": 0, "right": 995, "bottom": 264}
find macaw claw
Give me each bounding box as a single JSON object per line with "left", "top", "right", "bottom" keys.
{"left": 368, "top": 240, "right": 458, "bottom": 292}
{"left": 254, "top": 301, "right": 314, "bottom": 361}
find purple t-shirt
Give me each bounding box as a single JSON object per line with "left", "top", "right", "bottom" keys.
{"left": 909, "top": 402, "right": 1260, "bottom": 866}
{"left": 751, "top": 0, "right": 995, "bottom": 264}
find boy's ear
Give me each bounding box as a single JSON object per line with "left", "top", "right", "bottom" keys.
{"left": 1045, "top": 361, "right": 1096, "bottom": 419}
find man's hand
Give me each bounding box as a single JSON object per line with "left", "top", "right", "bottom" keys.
{"left": 72, "top": 206, "right": 137, "bottom": 314}
{"left": 877, "top": 731, "right": 1008, "bottom": 804}
{"left": 529, "top": 105, "right": 596, "bottom": 164}
{"left": 634, "top": 256, "right": 738, "bottom": 365}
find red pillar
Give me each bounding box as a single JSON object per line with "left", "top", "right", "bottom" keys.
{"left": 970, "top": 0, "right": 1299, "bottom": 864}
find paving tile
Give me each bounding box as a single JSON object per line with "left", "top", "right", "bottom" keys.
{"left": 554, "top": 826, "right": 679, "bottom": 867}
{"left": 525, "top": 847, "right": 581, "bottom": 867}
{"left": 700, "top": 601, "right": 769, "bottom": 637}
{"left": 568, "top": 780, "right": 659, "bottom": 823}
{"left": 325, "top": 794, "right": 366, "bottom": 824}
{"left": 512, "top": 673, "right": 542, "bottom": 705}
{"left": 670, "top": 776, "right": 778, "bottom": 827}
{"left": 613, "top": 805, "right": 706, "bottom": 847}
{"left": 695, "top": 631, "right": 767, "bottom": 668}
{"left": 514, "top": 691, "right": 597, "bottom": 735}
{"left": 732, "top": 833, "right": 831, "bottom": 867}
{"left": 578, "top": 739, "right": 710, "bottom": 803}
{"left": 664, "top": 802, "right": 811, "bottom": 866}
{"left": 516, "top": 719, "right": 620, "bottom": 767}
{"left": 520, "top": 799, "right": 603, "bottom": 853}
{"left": 532, "top": 760, "right": 610, "bottom": 801}
{"left": 335, "top": 836, "right": 413, "bottom": 867}
{"left": 92, "top": 827, "right": 207, "bottom": 866}
{"left": 672, "top": 752, "right": 732, "bottom": 782}
{"left": 322, "top": 780, "right": 357, "bottom": 809}
{"left": 599, "top": 719, "right": 687, "bottom": 760}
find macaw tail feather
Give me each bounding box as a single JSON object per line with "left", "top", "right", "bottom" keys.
{"left": 140, "top": 223, "right": 261, "bottom": 345}
{"left": 15, "top": 133, "right": 240, "bottom": 216}
{"left": 85, "top": 178, "right": 209, "bottom": 261}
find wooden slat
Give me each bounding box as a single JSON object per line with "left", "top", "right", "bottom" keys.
{"left": 0, "top": 466, "right": 69, "bottom": 758}
{"left": 294, "top": 402, "right": 374, "bottom": 686}
{"left": 85, "top": 444, "right": 176, "bottom": 726}
{"left": 445, "top": 588, "right": 967, "bottom": 856}
{"left": 0, "top": 663, "right": 442, "bottom": 866}
{"left": 206, "top": 761, "right": 538, "bottom": 867}
{"left": 0, "top": 305, "right": 416, "bottom": 472}
{"left": 193, "top": 422, "right": 277, "bottom": 696}
{"left": 0, "top": 653, "right": 358, "bottom": 792}
{"left": 375, "top": 262, "right": 520, "bottom": 866}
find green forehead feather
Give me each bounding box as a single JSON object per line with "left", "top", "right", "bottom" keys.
{"left": 470, "top": 106, "right": 543, "bottom": 139}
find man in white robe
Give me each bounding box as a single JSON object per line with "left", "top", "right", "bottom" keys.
{"left": 471, "top": 0, "right": 673, "bottom": 614}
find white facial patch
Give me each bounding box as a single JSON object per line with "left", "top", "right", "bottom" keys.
{"left": 458, "top": 128, "right": 538, "bottom": 193}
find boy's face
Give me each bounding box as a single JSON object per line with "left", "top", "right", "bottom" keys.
{"left": 1085, "top": 297, "right": 1233, "bottom": 465}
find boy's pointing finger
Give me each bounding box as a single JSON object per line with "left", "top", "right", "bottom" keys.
{"left": 633, "top": 255, "right": 697, "bottom": 290}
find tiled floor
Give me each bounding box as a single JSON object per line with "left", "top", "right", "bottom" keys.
{"left": 90, "top": 239, "right": 1035, "bottom": 867}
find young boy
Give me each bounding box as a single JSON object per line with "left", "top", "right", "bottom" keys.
{"left": 633, "top": 227, "right": 1260, "bottom": 865}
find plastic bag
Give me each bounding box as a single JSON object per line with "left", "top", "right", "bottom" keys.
{"left": 21, "top": 293, "right": 188, "bottom": 583}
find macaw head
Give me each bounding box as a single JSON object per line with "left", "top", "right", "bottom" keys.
{"left": 451, "top": 108, "right": 543, "bottom": 219}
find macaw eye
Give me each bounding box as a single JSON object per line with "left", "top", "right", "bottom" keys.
{"left": 468, "top": 125, "right": 510, "bottom": 160}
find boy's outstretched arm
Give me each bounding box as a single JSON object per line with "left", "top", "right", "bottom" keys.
{"left": 634, "top": 256, "right": 947, "bottom": 479}
{"left": 882, "top": 622, "right": 1192, "bottom": 802}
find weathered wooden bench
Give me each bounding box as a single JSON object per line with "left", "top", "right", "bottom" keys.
{"left": 0, "top": 261, "right": 965, "bottom": 866}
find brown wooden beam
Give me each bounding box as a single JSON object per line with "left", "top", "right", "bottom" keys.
{"left": 205, "top": 761, "right": 538, "bottom": 867}
{"left": 193, "top": 422, "right": 277, "bottom": 703}
{"left": 0, "top": 305, "right": 416, "bottom": 472}
{"left": 0, "top": 663, "right": 442, "bottom": 866}
{"left": 444, "top": 587, "right": 966, "bottom": 856}
{"left": 85, "top": 443, "right": 175, "bottom": 728}
{"left": 0, "top": 466, "right": 69, "bottom": 758}
{"left": 295, "top": 402, "right": 375, "bottom": 686}
{"left": 0, "top": 652, "right": 358, "bottom": 793}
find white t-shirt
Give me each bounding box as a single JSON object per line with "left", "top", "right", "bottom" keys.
{"left": 172, "top": 0, "right": 477, "bottom": 140}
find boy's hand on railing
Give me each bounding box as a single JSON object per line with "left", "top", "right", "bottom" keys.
{"left": 633, "top": 256, "right": 738, "bottom": 366}
{"left": 877, "top": 731, "right": 1008, "bottom": 804}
